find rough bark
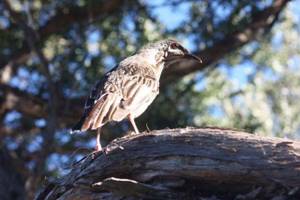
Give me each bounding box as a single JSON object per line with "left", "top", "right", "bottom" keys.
{"left": 38, "top": 128, "right": 300, "bottom": 200}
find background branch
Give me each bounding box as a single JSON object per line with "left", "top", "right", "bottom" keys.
{"left": 0, "top": 0, "right": 130, "bottom": 76}
{"left": 2, "top": 1, "right": 59, "bottom": 197}
{"left": 163, "top": 0, "right": 290, "bottom": 83}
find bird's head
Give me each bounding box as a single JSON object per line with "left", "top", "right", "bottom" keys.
{"left": 139, "top": 39, "right": 202, "bottom": 67}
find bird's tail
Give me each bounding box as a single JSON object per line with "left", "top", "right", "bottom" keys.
{"left": 70, "top": 117, "right": 85, "bottom": 134}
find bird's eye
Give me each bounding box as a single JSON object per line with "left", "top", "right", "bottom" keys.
{"left": 170, "top": 43, "right": 178, "bottom": 49}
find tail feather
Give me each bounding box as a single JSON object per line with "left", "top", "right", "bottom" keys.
{"left": 77, "top": 93, "right": 108, "bottom": 131}
{"left": 70, "top": 117, "right": 86, "bottom": 134}
{"left": 92, "top": 94, "right": 116, "bottom": 129}
{"left": 71, "top": 92, "right": 126, "bottom": 133}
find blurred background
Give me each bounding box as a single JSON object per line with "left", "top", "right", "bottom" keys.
{"left": 0, "top": 0, "right": 299, "bottom": 199}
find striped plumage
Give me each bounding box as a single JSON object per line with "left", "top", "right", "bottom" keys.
{"left": 72, "top": 39, "right": 201, "bottom": 152}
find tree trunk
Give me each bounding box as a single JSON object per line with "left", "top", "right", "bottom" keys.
{"left": 0, "top": 147, "right": 25, "bottom": 200}
{"left": 38, "top": 128, "right": 300, "bottom": 200}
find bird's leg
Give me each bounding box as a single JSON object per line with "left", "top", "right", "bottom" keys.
{"left": 128, "top": 114, "right": 140, "bottom": 135}
{"left": 90, "top": 128, "right": 109, "bottom": 158}
{"left": 95, "top": 128, "right": 102, "bottom": 152}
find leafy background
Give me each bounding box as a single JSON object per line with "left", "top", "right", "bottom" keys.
{"left": 0, "top": 0, "right": 299, "bottom": 199}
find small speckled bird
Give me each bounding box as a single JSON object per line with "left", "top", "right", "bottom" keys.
{"left": 72, "top": 39, "right": 201, "bottom": 152}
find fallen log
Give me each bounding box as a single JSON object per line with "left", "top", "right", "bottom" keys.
{"left": 38, "top": 127, "right": 300, "bottom": 200}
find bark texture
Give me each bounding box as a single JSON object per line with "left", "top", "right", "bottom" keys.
{"left": 38, "top": 128, "right": 300, "bottom": 200}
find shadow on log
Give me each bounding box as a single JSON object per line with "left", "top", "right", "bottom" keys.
{"left": 37, "top": 127, "right": 300, "bottom": 200}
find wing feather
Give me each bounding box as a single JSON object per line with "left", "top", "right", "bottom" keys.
{"left": 71, "top": 66, "right": 117, "bottom": 132}
{"left": 71, "top": 58, "right": 158, "bottom": 133}
{"left": 80, "top": 93, "right": 108, "bottom": 131}
{"left": 91, "top": 93, "right": 116, "bottom": 129}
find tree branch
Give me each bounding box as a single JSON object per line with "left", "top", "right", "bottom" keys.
{"left": 38, "top": 128, "right": 300, "bottom": 200}
{"left": 2, "top": 3, "right": 58, "bottom": 170}
{"left": 0, "top": 0, "right": 129, "bottom": 76}
{"left": 0, "top": 84, "right": 83, "bottom": 131}
{"left": 0, "top": 84, "right": 46, "bottom": 118}
{"left": 163, "top": 0, "right": 290, "bottom": 82}
{"left": 1, "top": 0, "right": 290, "bottom": 85}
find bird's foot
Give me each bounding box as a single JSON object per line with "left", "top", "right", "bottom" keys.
{"left": 70, "top": 144, "right": 110, "bottom": 165}
{"left": 110, "top": 142, "right": 124, "bottom": 150}
{"left": 145, "top": 124, "right": 151, "bottom": 133}
{"left": 129, "top": 130, "right": 140, "bottom": 135}
{"left": 95, "top": 144, "right": 102, "bottom": 152}
{"left": 91, "top": 146, "right": 109, "bottom": 159}
{"left": 93, "top": 141, "right": 125, "bottom": 156}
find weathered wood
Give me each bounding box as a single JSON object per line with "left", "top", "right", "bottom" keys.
{"left": 38, "top": 128, "right": 300, "bottom": 200}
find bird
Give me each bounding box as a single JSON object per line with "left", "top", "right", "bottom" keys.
{"left": 71, "top": 39, "right": 202, "bottom": 152}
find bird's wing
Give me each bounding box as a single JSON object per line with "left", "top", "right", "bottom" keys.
{"left": 88, "top": 62, "right": 157, "bottom": 128}
{"left": 114, "top": 61, "right": 158, "bottom": 118}
{"left": 71, "top": 59, "right": 157, "bottom": 132}
{"left": 121, "top": 72, "right": 158, "bottom": 106}
{"left": 71, "top": 66, "right": 118, "bottom": 132}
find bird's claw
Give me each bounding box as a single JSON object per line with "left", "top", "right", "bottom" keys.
{"left": 91, "top": 147, "right": 109, "bottom": 159}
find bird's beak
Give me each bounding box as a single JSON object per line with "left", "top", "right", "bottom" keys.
{"left": 183, "top": 53, "right": 202, "bottom": 63}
